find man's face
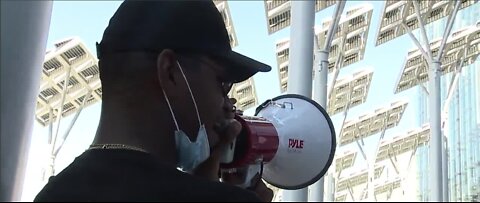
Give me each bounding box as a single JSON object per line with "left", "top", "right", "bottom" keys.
{"left": 162, "top": 53, "right": 237, "bottom": 149}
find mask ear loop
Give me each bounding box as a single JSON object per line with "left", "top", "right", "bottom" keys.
{"left": 176, "top": 61, "right": 202, "bottom": 129}
{"left": 162, "top": 89, "right": 180, "bottom": 131}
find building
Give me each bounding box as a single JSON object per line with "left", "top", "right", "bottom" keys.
{"left": 214, "top": 0, "right": 238, "bottom": 48}
{"left": 228, "top": 78, "right": 258, "bottom": 111}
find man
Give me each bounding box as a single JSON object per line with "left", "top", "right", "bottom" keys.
{"left": 35, "top": 1, "right": 273, "bottom": 202}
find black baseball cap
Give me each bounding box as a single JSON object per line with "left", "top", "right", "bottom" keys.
{"left": 96, "top": 0, "right": 271, "bottom": 83}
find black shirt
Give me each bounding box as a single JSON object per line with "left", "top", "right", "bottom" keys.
{"left": 34, "top": 149, "right": 261, "bottom": 202}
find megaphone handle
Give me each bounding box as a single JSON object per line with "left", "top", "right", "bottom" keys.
{"left": 240, "top": 163, "right": 263, "bottom": 189}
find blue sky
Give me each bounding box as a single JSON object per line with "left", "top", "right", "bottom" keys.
{"left": 21, "top": 1, "right": 479, "bottom": 201}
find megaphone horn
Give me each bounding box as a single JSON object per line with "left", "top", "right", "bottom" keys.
{"left": 220, "top": 94, "right": 336, "bottom": 190}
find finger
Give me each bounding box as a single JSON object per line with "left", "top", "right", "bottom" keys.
{"left": 191, "top": 120, "right": 241, "bottom": 181}
{"left": 191, "top": 157, "right": 220, "bottom": 181}
{"left": 210, "top": 119, "right": 242, "bottom": 161}
{"left": 247, "top": 173, "right": 262, "bottom": 190}
{"left": 253, "top": 180, "right": 274, "bottom": 202}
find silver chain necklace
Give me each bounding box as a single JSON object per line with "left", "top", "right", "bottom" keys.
{"left": 88, "top": 144, "right": 149, "bottom": 154}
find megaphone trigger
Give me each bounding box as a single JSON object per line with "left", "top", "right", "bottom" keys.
{"left": 220, "top": 163, "right": 264, "bottom": 189}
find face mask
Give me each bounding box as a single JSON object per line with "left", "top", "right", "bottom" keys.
{"left": 161, "top": 61, "right": 210, "bottom": 173}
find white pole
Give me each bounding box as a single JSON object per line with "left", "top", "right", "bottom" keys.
{"left": 442, "top": 135, "right": 449, "bottom": 201}
{"left": 0, "top": 1, "right": 53, "bottom": 201}
{"left": 313, "top": 50, "right": 329, "bottom": 107}
{"left": 412, "top": 1, "right": 432, "bottom": 59}
{"left": 309, "top": 49, "right": 328, "bottom": 202}
{"left": 429, "top": 1, "right": 460, "bottom": 200}
{"left": 322, "top": 173, "right": 335, "bottom": 202}
{"left": 51, "top": 66, "right": 72, "bottom": 157}
{"left": 311, "top": 1, "right": 345, "bottom": 201}
{"left": 428, "top": 60, "right": 443, "bottom": 201}
{"left": 48, "top": 107, "right": 54, "bottom": 144}
{"left": 283, "top": 0, "right": 315, "bottom": 201}
{"left": 285, "top": 0, "right": 315, "bottom": 97}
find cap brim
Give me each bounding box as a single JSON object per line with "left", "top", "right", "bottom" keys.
{"left": 214, "top": 51, "right": 271, "bottom": 83}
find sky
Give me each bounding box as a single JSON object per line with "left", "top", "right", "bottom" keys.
{"left": 20, "top": 1, "right": 479, "bottom": 201}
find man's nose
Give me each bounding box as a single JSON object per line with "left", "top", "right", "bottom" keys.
{"left": 224, "top": 97, "right": 237, "bottom": 113}
{"left": 229, "top": 98, "right": 237, "bottom": 105}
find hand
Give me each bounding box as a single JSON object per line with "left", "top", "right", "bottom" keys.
{"left": 221, "top": 166, "right": 274, "bottom": 202}
{"left": 191, "top": 119, "right": 242, "bottom": 181}
{"left": 246, "top": 173, "right": 274, "bottom": 202}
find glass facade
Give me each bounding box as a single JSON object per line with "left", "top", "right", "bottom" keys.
{"left": 416, "top": 4, "right": 480, "bottom": 202}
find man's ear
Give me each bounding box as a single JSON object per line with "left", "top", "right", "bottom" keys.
{"left": 156, "top": 49, "right": 178, "bottom": 87}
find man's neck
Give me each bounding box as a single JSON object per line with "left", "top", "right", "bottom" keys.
{"left": 92, "top": 106, "right": 177, "bottom": 168}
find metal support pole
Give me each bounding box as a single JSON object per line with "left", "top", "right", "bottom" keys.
{"left": 366, "top": 119, "right": 389, "bottom": 201}
{"left": 401, "top": 22, "right": 432, "bottom": 64}
{"left": 312, "top": 2, "right": 345, "bottom": 201}
{"left": 351, "top": 115, "right": 389, "bottom": 201}
{"left": 442, "top": 135, "right": 449, "bottom": 201}
{"left": 388, "top": 153, "right": 400, "bottom": 174}
{"left": 0, "top": 1, "right": 53, "bottom": 201}
{"left": 310, "top": 48, "right": 328, "bottom": 202}
{"left": 51, "top": 66, "right": 72, "bottom": 157}
{"left": 438, "top": 0, "right": 461, "bottom": 60}
{"left": 53, "top": 90, "right": 92, "bottom": 157}
{"left": 314, "top": 50, "right": 329, "bottom": 105}
{"left": 402, "top": 1, "right": 462, "bottom": 200}
{"left": 283, "top": 0, "right": 315, "bottom": 201}
{"left": 285, "top": 0, "right": 315, "bottom": 97}
{"left": 326, "top": 174, "right": 335, "bottom": 202}
{"left": 355, "top": 139, "right": 368, "bottom": 161}
{"left": 438, "top": 3, "right": 461, "bottom": 199}
{"left": 323, "top": 1, "right": 346, "bottom": 51}
{"left": 428, "top": 60, "right": 443, "bottom": 201}
{"left": 45, "top": 90, "right": 92, "bottom": 181}
{"left": 48, "top": 107, "right": 54, "bottom": 144}
{"left": 45, "top": 66, "right": 72, "bottom": 179}
{"left": 412, "top": 1, "right": 433, "bottom": 59}
{"left": 428, "top": 1, "right": 460, "bottom": 201}
{"left": 337, "top": 100, "right": 352, "bottom": 141}
{"left": 327, "top": 47, "right": 345, "bottom": 101}
{"left": 347, "top": 183, "right": 355, "bottom": 201}
{"left": 420, "top": 83, "right": 430, "bottom": 95}
{"left": 444, "top": 70, "right": 461, "bottom": 111}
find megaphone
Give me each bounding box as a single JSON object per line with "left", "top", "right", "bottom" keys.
{"left": 220, "top": 94, "right": 336, "bottom": 190}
